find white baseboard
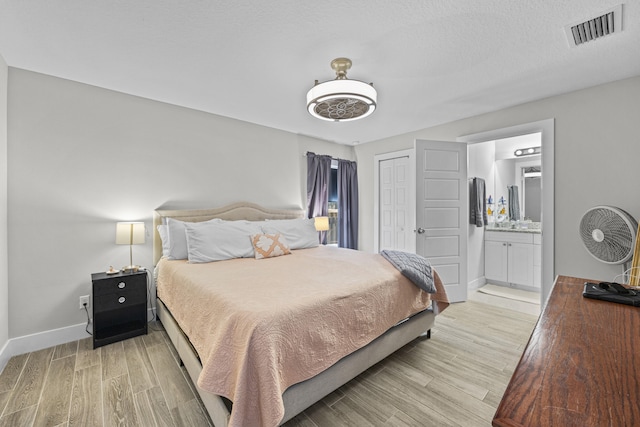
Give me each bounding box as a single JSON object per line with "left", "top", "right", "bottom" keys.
{"left": 0, "top": 339, "right": 10, "bottom": 375}
{"left": 468, "top": 277, "right": 487, "bottom": 291}
{"left": 0, "top": 322, "right": 89, "bottom": 373}
{"left": 0, "top": 307, "right": 156, "bottom": 373}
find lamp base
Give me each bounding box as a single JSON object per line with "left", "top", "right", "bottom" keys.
{"left": 121, "top": 265, "right": 141, "bottom": 273}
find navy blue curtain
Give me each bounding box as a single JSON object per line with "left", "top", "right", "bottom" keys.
{"left": 337, "top": 159, "right": 358, "bottom": 249}
{"left": 306, "top": 152, "right": 332, "bottom": 244}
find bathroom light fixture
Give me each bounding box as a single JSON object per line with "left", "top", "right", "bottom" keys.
{"left": 514, "top": 146, "right": 541, "bottom": 157}
{"left": 306, "top": 58, "right": 377, "bottom": 122}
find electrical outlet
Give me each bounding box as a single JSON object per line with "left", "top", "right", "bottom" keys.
{"left": 79, "top": 295, "right": 89, "bottom": 310}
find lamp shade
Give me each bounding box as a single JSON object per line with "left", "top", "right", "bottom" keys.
{"left": 314, "top": 216, "right": 330, "bottom": 232}
{"left": 115, "top": 222, "right": 146, "bottom": 245}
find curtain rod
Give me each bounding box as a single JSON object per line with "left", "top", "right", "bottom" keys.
{"left": 303, "top": 152, "right": 350, "bottom": 162}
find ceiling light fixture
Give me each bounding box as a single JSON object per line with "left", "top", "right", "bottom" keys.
{"left": 514, "top": 146, "right": 541, "bottom": 157}
{"left": 306, "top": 58, "right": 377, "bottom": 122}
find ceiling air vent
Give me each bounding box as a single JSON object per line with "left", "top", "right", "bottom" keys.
{"left": 564, "top": 4, "right": 623, "bottom": 47}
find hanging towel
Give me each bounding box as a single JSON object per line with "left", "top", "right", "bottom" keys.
{"left": 470, "top": 178, "right": 488, "bottom": 227}
{"left": 508, "top": 185, "right": 521, "bottom": 220}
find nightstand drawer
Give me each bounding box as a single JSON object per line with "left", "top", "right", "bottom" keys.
{"left": 93, "top": 286, "right": 145, "bottom": 312}
{"left": 92, "top": 275, "right": 145, "bottom": 297}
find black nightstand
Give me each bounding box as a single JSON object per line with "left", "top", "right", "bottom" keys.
{"left": 91, "top": 270, "right": 148, "bottom": 349}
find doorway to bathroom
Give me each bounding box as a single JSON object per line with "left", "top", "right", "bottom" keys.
{"left": 459, "top": 119, "right": 555, "bottom": 306}
{"left": 469, "top": 133, "right": 543, "bottom": 314}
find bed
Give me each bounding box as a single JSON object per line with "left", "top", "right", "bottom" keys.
{"left": 152, "top": 202, "right": 449, "bottom": 427}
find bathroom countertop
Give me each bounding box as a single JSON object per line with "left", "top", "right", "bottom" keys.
{"left": 486, "top": 225, "right": 541, "bottom": 234}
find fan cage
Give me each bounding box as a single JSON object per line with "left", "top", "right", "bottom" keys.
{"left": 579, "top": 206, "right": 637, "bottom": 265}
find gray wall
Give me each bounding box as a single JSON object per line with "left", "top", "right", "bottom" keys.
{"left": 356, "top": 75, "right": 640, "bottom": 283}
{"left": 7, "top": 69, "right": 353, "bottom": 338}
{"left": 0, "top": 54, "right": 7, "bottom": 350}
{"left": 6, "top": 67, "right": 640, "bottom": 339}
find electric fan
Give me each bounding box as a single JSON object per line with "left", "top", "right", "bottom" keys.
{"left": 579, "top": 206, "right": 638, "bottom": 279}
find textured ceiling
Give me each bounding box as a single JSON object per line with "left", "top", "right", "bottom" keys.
{"left": 1, "top": 1, "right": 639, "bottom": 145}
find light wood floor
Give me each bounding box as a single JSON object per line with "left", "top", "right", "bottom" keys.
{"left": 0, "top": 299, "right": 537, "bottom": 427}
{"left": 469, "top": 286, "right": 541, "bottom": 316}
{"left": 0, "top": 325, "right": 212, "bottom": 427}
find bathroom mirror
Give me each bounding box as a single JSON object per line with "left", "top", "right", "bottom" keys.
{"left": 521, "top": 165, "right": 541, "bottom": 221}
{"left": 494, "top": 158, "right": 541, "bottom": 222}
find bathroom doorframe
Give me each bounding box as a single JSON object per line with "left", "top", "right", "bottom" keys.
{"left": 458, "top": 119, "right": 555, "bottom": 306}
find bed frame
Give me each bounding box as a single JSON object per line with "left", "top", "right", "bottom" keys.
{"left": 153, "top": 202, "right": 436, "bottom": 426}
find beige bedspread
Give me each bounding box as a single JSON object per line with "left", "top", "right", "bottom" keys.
{"left": 156, "top": 246, "right": 448, "bottom": 427}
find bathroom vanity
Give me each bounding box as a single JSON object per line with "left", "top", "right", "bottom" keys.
{"left": 484, "top": 226, "right": 541, "bottom": 289}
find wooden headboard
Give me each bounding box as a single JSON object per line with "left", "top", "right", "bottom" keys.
{"left": 153, "top": 202, "right": 305, "bottom": 265}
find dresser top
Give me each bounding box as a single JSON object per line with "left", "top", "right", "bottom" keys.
{"left": 493, "top": 275, "right": 640, "bottom": 426}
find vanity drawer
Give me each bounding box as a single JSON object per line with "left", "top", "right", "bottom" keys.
{"left": 485, "top": 231, "right": 534, "bottom": 244}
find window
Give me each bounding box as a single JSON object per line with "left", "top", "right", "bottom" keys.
{"left": 307, "top": 152, "right": 358, "bottom": 249}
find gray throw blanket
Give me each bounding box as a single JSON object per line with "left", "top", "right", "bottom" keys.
{"left": 381, "top": 250, "right": 436, "bottom": 293}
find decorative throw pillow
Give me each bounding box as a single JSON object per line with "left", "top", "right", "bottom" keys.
{"left": 251, "top": 233, "right": 291, "bottom": 260}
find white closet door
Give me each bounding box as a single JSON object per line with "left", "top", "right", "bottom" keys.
{"left": 379, "top": 156, "right": 412, "bottom": 251}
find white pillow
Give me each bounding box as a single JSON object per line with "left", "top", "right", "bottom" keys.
{"left": 262, "top": 218, "right": 319, "bottom": 250}
{"left": 157, "top": 225, "right": 170, "bottom": 257}
{"left": 185, "top": 220, "right": 263, "bottom": 263}
{"left": 165, "top": 217, "right": 223, "bottom": 260}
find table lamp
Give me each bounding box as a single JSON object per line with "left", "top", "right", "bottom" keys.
{"left": 116, "top": 222, "right": 145, "bottom": 272}
{"left": 314, "top": 216, "right": 330, "bottom": 245}
{"left": 314, "top": 216, "right": 330, "bottom": 232}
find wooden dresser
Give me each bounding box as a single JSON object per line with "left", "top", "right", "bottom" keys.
{"left": 493, "top": 275, "right": 640, "bottom": 426}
